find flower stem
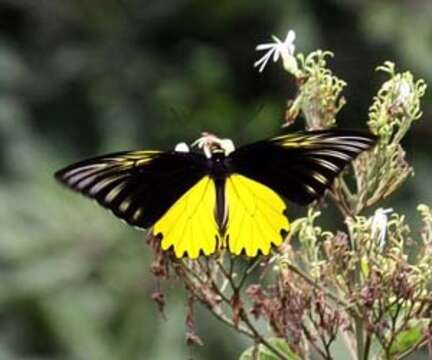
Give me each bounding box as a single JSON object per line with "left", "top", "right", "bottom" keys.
{"left": 355, "top": 317, "right": 365, "bottom": 360}
{"left": 282, "top": 261, "right": 352, "bottom": 311}
{"left": 240, "top": 311, "right": 292, "bottom": 360}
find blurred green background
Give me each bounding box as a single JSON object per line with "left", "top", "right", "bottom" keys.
{"left": 0, "top": 0, "right": 431, "bottom": 359}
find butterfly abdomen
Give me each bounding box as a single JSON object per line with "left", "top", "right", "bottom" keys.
{"left": 214, "top": 178, "right": 228, "bottom": 235}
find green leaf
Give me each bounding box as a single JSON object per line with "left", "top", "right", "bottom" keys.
{"left": 390, "top": 319, "right": 429, "bottom": 355}
{"left": 239, "top": 338, "right": 300, "bottom": 360}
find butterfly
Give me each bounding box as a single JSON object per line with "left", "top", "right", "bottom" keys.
{"left": 55, "top": 129, "right": 376, "bottom": 259}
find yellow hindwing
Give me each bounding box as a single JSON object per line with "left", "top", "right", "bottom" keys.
{"left": 225, "top": 174, "right": 289, "bottom": 257}
{"left": 153, "top": 176, "right": 218, "bottom": 259}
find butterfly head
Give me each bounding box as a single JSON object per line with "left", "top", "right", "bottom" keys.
{"left": 191, "top": 132, "right": 235, "bottom": 158}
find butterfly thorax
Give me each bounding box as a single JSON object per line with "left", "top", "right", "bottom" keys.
{"left": 207, "top": 151, "right": 231, "bottom": 181}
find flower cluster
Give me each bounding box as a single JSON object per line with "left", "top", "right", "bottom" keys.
{"left": 147, "top": 30, "right": 429, "bottom": 360}
{"left": 255, "top": 30, "right": 346, "bottom": 129}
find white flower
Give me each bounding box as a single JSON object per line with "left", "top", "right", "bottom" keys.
{"left": 370, "top": 208, "right": 393, "bottom": 249}
{"left": 254, "top": 30, "right": 298, "bottom": 73}
{"left": 174, "top": 142, "right": 190, "bottom": 153}
{"left": 219, "top": 138, "right": 235, "bottom": 155}
{"left": 395, "top": 79, "right": 412, "bottom": 105}
{"left": 191, "top": 132, "right": 235, "bottom": 158}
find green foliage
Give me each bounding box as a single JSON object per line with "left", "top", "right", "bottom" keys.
{"left": 389, "top": 319, "right": 429, "bottom": 356}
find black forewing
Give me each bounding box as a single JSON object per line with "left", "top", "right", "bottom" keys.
{"left": 228, "top": 130, "right": 377, "bottom": 205}
{"left": 55, "top": 150, "right": 208, "bottom": 228}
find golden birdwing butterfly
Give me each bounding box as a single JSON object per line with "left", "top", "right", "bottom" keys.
{"left": 55, "top": 130, "right": 377, "bottom": 258}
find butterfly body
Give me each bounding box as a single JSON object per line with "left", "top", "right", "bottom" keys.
{"left": 55, "top": 130, "right": 377, "bottom": 258}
